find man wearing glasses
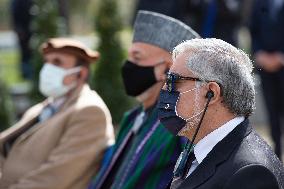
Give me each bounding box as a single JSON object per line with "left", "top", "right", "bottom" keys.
{"left": 158, "top": 38, "right": 284, "bottom": 189}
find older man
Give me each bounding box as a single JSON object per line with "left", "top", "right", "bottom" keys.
{"left": 90, "top": 11, "right": 199, "bottom": 189}
{"left": 158, "top": 38, "right": 284, "bottom": 189}
{"left": 0, "top": 38, "right": 114, "bottom": 189}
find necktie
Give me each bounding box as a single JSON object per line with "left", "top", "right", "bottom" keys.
{"left": 170, "top": 152, "right": 196, "bottom": 189}
{"left": 39, "top": 104, "right": 57, "bottom": 122}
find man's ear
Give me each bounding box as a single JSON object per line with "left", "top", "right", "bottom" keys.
{"left": 166, "top": 58, "right": 173, "bottom": 67}
{"left": 79, "top": 67, "right": 89, "bottom": 82}
{"left": 206, "top": 82, "right": 222, "bottom": 105}
{"left": 154, "top": 62, "right": 168, "bottom": 81}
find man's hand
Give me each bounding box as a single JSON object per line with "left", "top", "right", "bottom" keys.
{"left": 255, "top": 51, "right": 283, "bottom": 73}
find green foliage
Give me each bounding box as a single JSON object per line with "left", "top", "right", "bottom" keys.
{"left": 0, "top": 50, "right": 22, "bottom": 85}
{"left": 92, "top": 0, "right": 133, "bottom": 124}
{"left": 29, "top": 0, "right": 67, "bottom": 103}
{"left": 0, "top": 0, "right": 10, "bottom": 29}
{"left": 0, "top": 80, "right": 14, "bottom": 131}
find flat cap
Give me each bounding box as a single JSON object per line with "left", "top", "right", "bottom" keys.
{"left": 41, "top": 38, "right": 99, "bottom": 63}
{"left": 133, "top": 10, "right": 200, "bottom": 52}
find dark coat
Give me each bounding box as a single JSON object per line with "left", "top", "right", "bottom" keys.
{"left": 250, "top": 0, "right": 284, "bottom": 53}
{"left": 178, "top": 119, "right": 284, "bottom": 189}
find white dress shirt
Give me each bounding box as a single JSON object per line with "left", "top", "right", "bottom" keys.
{"left": 186, "top": 116, "right": 245, "bottom": 177}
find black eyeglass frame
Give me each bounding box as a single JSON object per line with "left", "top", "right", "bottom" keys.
{"left": 166, "top": 72, "right": 202, "bottom": 92}
{"left": 165, "top": 72, "right": 223, "bottom": 93}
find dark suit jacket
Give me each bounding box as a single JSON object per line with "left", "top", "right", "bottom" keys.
{"left": 183, "top": 0, "right": 244, "bottom": 46}
{"left": 178, "top": 119, "right": 284, "bottom": 189}
{"left": 250, "top": 0, "right": 284, "bottom": 54}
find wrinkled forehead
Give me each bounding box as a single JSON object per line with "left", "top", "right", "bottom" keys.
{"left": 129, "top": 42, "right": 168, "bottom": 56}
{"left": 128, "top": 42, "right": 170, "bottom": 66}
{"left": 43, "top": 51, "right": 78, "bottom": 68}
{"left": 44, "top": 51, "right": 76, "bottom": 60}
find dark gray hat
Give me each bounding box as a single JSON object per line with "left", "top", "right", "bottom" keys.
{"left": 133, "top": 10, "right": 200, "bottom": 52}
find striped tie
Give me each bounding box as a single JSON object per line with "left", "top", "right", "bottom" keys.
{"left": 170, "top": 152, "right": 196, "bottom": 189}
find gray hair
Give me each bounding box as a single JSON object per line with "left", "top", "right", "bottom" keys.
{"left": 173, "top": 38, "right": 255, "bottom": 117}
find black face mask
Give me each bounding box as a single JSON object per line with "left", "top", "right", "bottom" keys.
{"left": 158, "top": 89, "right": 187, "bottom": 135}
{"left": 121, "top": 60, "right": 157, "bottom": 96}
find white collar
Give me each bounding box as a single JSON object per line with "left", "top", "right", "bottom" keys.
{"left": 194, "top": 116, "right": 245, "bottom": 164}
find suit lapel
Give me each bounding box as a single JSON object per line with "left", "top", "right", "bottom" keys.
{"left": 0, "top": 102, "right": 48, "bottom": 156}
{"left": 0, "top": 102, "right": 47, "bottom": 144}
{"left": 15, "top": 118, "right": 45, "bottom": 144}
{"left": 9, "top": 103, "right": 49, "bottom": 145}
{"left": 179, "top": 119, "right": 252, "bottom": 189}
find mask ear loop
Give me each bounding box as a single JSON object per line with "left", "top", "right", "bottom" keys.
{"left": 179, "top": 87, "right": 197, "bottom": 95}
{"left": 176, "top": 82, "right": 205, "bottom": 121}
{"left": 61, "top": 66, "right": 82, "bottom": 92}
{"left": 65, "top": 66, "right": 82, "bottom": 75}
{"left": 175, "top": 87, "right": 197, "bottom": 120}
{"left": 174, "top": 91, "right": 213, "bottom": 179}
{"left": 65, "top": 66, "right": 83, "bottom": 81}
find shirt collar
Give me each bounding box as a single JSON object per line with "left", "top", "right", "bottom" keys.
{"left": 48, "top": 96, "right": 66, "bottom": 110}
{"left": 194, "top": 116, "right": 245, "bottom": 164}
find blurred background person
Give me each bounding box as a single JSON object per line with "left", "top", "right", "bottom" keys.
{"left": 10, "top": 0, "right": 33, "bottom": 79}
{"left": 134, "top": 0, "right": 244, "bottom": 46}
{"left": 57, "top": 0, "right": 70, "bottom": 33}
{"left": 249, "top": 0, "right": 284, "bottom": 160}
{"left": 0, "top": 38, "right": 115, "bottom": 189}
{"left": 182, "top": 0, "right": 244, "bottom": 46}
{"left": 134, "top": 0, "right": 184, "bottom": 22}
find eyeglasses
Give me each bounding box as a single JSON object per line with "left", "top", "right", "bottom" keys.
{"left": 166, "top": 72, "right": 202, "bottom": 92}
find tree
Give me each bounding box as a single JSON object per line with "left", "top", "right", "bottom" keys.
{"left": 92, "top": 0, "right": 133, "bottom": 124}
{"left": 0, "top": 80, "right": 14, "bottom": 131}
{"left": 29, "top": 0, "right": 67, "bottom": 102}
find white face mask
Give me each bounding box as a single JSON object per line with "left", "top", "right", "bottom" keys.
{"left": 39, "top": 63, "right": 81, "bottom": 98}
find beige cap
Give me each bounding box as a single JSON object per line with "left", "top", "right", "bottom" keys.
{"left": 41, "top": 38, "right": 100, "bottom": 63}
